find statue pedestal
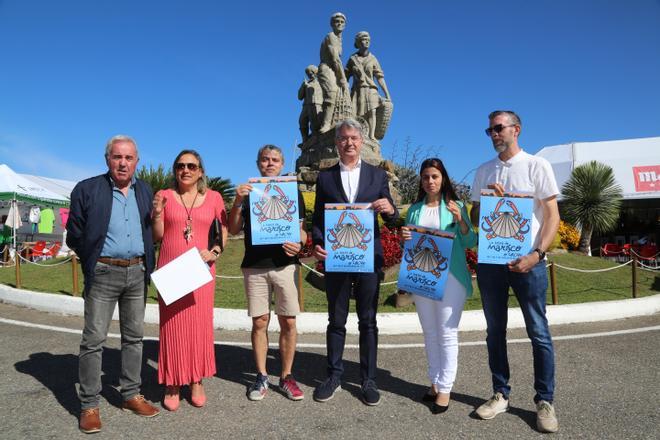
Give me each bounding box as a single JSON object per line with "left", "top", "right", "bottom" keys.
{"left": 295, "top": 130, "right": 401, "bottom": 204}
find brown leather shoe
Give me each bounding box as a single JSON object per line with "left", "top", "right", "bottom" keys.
{"left": 79, "top": 408, "right": 101, "bottom": 434}
{"left": 122, "top": 394, "right": 160, "bottom": 417}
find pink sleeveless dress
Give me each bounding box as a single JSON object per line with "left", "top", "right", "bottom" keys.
{"left": 156, "top": 188, "right": 226, "bottom": 385}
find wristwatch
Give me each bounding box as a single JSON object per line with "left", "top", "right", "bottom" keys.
{"left": 211, "top": 249, "right": 220, "bottom": 257}
{"left": 534, "top": 248, "right": 546, "bottom": 261}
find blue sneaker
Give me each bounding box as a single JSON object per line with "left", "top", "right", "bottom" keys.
{"left": 361, "top": 380, "right": 381, "bottom": 406}
{"left": 313, "top": 376, "right": 341, "bottom": 402}
{"left": 247, "top": 373, "right": 269, "bottom": 401}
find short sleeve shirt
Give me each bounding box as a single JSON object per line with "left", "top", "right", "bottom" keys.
{"left": 471, "top": 150, "right": 559, "bottom": 249}
{"left": 240, "top": 191, "right": 306, "bottom": 268}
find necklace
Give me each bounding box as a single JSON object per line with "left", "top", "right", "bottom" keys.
{"left": 178, "top": 190, "right": 199, "bottom": 243}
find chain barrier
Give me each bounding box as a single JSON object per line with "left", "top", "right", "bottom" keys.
{"left": 553, "top": 260, "right": 633, "bottom": 273}
{"left": 17, "top": 253, "right": 73, "bottom": 267}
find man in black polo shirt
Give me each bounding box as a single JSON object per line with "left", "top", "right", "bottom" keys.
{"left": 228, "top": 145, "right": 307, "bottom": 402}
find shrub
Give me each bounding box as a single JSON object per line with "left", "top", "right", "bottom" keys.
{"left": 381, "top": 225, "right": 403, "bottom": 268}
{"left": 558, "top": 220, "right": 580, "bottom": 250}
{"left": 465, "top": 248, "right": 477, "bottom": 274}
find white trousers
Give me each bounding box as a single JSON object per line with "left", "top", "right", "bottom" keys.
{"left": 412, "top": 273, "right": 466, "bottom": 393}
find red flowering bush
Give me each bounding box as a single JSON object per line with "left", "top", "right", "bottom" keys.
{"left": 381, "top": 225, "right": 403, "bottom": 268}
{"left": 299, "top": 235, "right": 314, "bottom": 258}
{"left": 465, "top": 248, "right": 478, "bottom": 274}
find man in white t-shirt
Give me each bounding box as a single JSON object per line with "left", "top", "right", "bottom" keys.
{"left": 470, "top": 110, "right": 560, "bottom": 433}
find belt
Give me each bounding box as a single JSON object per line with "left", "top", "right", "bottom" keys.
{"left": 97, "top": 256, "right": 144, "bottom": 267}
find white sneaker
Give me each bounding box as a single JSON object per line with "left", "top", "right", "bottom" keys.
{"left": 476, "top": 392, "right": 509, "bottom": 420}
{"left": 536, "top": 400, "right": 559, "bottom": 433}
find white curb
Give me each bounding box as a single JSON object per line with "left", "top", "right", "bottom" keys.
{"left": 1, "top": 284, "right": 659, "bottom": 335}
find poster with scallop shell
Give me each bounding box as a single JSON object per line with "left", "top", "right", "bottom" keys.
{"left": 324, "top": 203, "right": 374, "bottom": 272}
{"left": 248, "top": 176, "right": 300, "bottom": 245}
{"left": 478, "top": 190, "right": 534, "bottom": 264}
{"left": 397, "top": 225, "right": 454, "bottom": 300}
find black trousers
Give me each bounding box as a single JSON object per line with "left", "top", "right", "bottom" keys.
{"left": 324, "top": 272, "right": 380, "bottom": 382}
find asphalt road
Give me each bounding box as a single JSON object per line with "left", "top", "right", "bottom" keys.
{"left": 0, "top": 302, "right": 658, "bottom": 439}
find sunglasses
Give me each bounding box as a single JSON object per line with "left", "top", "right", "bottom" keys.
{"left": 175, "top": 162, "right": 200, "bottom": 171}
{"left": 485, "top": 124, "right": 517, "bottom": 136}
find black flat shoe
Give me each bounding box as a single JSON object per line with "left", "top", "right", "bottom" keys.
{"left": 432, "top": 402, "right": 449, "bottom": 414}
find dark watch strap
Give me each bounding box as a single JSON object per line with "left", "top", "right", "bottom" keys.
{"left": 534, "top": 248, "right": 546, "bottom": 260}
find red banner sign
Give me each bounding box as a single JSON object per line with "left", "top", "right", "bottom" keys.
{"left": 633, "top": 165, "right": 660, "bottom": 192}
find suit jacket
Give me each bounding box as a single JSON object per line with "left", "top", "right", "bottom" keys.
{"left": 66, "top": 173, "right": 155, "bottom": 294}
{"left": 312, "top": 161, "right": 398, "bottom": 270}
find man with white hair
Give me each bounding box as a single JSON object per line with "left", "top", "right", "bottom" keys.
{"left": 67, "top": 135, "right": 159, "bottom": 433}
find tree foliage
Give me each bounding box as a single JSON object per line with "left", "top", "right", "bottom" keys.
{"left": 561, "top": 160, "right": 622, "bottom": 253}
{"left": 207, "top": 176, "right": 236, "bottom": 206}
{"left": 386, "top": 137, "right": 471, "bottom": 204}
{"left": 137, "top": 164, "right": 172, "bottom": 192}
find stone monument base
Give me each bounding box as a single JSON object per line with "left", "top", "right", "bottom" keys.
{"left": 296, "top": 130, "right": 401, "bottom": 204}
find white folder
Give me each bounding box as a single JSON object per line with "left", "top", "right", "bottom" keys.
{"left": 150, "top": 247, "right": 213, "bottom": 306}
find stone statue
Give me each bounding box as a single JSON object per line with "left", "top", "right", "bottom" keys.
{"left": 295, "top": 14, "right": 399, "bottom": 204}
{"left": 317, "top": 12, "right": 351, "bottom": 133}
{"left": 346, "top": 31, "right": 392, "bottom": 140}
{"left": 298, "top": 65, "right": 323, "bottom": 142}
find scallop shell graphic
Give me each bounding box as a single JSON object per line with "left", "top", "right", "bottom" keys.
{"left": 333, "top": 223, "right": 366, "bottom": 248}
{"left": 259, "top": 195, "right": 291, "bottom": 220}
{"left": 488, "top": 212, "right": 521, "bottom": 238}
{"left": 411, "top": 247, "right": 443, "bottom": 273}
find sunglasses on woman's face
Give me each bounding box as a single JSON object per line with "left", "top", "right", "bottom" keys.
{"left": 175, "top": 162, "right": 200, "bottom": 171}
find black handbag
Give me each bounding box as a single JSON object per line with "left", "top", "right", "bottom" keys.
{"left": 208, "top": 218, "right": 223, "bottom": 252}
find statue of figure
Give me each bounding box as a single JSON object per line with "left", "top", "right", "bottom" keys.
{"left": 346, "top": 31, "right": 392, "bottom": 140}
{"left": 298, "top": 65, "right": 323, "bottom": 142}
{"left": 317, "top": 12, "right": 350, "bottom": 133}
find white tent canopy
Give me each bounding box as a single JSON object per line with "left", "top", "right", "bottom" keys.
{"left": 536, "top": 136, "right": 660, "bottom": 200}
{"left": 0, "top": 164, "right": 70, "bottom": 206}
{"left": 18, "top": 174, "right": 77, "bottom": 200}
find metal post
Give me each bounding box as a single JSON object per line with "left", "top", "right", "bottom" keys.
{"left": 297, "top": 265, "right": 305, "bottom": 312}
{"left": 550, "top": 262, "right": 558, "bottom": 305}
{"left": 72, "top": 255, "right": 79, "bottom": 296}
{"left": 631, "top": 253, "right": 638, "bottom": 298}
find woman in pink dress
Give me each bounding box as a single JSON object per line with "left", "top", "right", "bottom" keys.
{"left": 151, "top": 150, "right": 227, "bottom": 411}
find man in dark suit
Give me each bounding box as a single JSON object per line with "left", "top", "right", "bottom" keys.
{"left": 311, "top": 118, "right": 398, "bottom": 406}
{"left": 67, "top": 135, "right": 159, "bottom": 433}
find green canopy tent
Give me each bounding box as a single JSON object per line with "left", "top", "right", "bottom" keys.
{"left": 0, "top": 164, "right": 70, "bottom": 254}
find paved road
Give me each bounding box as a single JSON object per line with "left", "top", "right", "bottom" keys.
{"left": 0, "top": 302, "right": 658, "bottom": 439}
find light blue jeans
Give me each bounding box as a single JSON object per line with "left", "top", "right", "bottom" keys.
{"left": 477, "top": 261, "right": 555, "bottom": 403}
{"left": 78, "top": 261, "right": 146, "bottom": 409}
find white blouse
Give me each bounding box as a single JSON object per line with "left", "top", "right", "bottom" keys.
{"left": 418, "top": 205, "right": 440, "bottom": 230}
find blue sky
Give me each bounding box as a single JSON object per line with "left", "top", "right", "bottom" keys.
{"left": 1, "top": 0, "right": 659, "bottom": 188}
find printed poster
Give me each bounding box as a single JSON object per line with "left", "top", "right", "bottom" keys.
{"left": 478, "top": 191, "right": 534, "bottom": 264}
{"left": 397, "top": 225, "right": 454, "bottom": 301}
{"left": 324, "top": 203, "right": 374, "bottom": 272}
{"left": 248, "top": 176, "right": 300, "bottom": 245}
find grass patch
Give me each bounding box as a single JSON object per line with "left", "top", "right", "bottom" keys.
{"left": 1, "top": 243, "right": 657, "bottom": 313}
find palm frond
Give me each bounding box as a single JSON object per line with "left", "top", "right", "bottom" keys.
{"left": 561, "top": 160, "right": 623, "bottom": 234}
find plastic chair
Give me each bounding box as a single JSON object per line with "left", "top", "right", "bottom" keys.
{"left": 40, "top": 241, "right": 62, "bottom": 260}
{"left": 25, "top": 241, "right": 47, "bottom": 261}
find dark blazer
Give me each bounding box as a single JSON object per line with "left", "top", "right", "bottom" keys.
{"left": 66, "top": 173, "right": 155, "bottom": 294}
{"left": 312, "top": 161, "right": 398, "bottom": 270}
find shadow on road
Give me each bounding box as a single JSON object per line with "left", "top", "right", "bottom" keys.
{"left": 14, "top": 340, "right": 161, "bottom": 417}
{"left": 15, "top": 339, "right": 490, "bottom": 419}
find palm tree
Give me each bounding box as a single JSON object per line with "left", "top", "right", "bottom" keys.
{"left": 136, "top": 164, "right": 172, "bottom": 192}
{"left": 207, "top": 176, "right": 235, "bottom": 206}
{"left": 561, "top": 160, "right": 623, "bottom": 254}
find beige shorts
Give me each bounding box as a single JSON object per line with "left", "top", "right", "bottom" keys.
{"left": 242, "top": 265, "right": 301, "bottom": 317}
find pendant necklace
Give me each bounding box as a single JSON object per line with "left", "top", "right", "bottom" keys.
{"left": 179, "top": 190, "right": 199, "bottom": 243}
